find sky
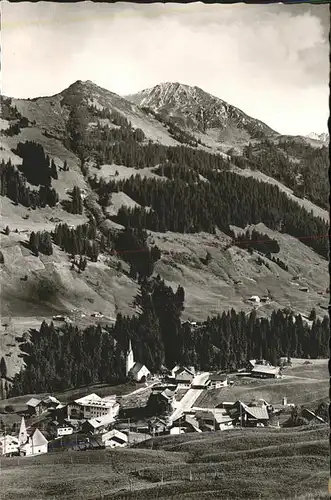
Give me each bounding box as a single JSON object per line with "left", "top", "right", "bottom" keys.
{"left": 1, "top": 2, "right": 329, "bottom": 135}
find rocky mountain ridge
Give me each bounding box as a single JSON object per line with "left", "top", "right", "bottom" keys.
{"left": 126, "top": 81, "right": 278, "bottom": 143}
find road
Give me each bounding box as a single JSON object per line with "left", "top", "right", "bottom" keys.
{"left": 169, "top": 387, "right": 204, "bottom": 423}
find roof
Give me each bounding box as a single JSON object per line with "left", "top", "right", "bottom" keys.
{"left": 251, "top": 365, "right": 280, "bottom": 375}
{"left": 176, "top": 370, "right": 194, "bottom": 381}
{"left": 43, "top": 395, "right": 61, "bottom": 405}
{"left": 160, "top": 389, "right": 175, "bottom": 400}
{"left": 26, "top": 398, "right": 43, "bottom": 408}
{"left": 74, "top": 393, "right": 117, "bottom": 408}
{"left": 173, "top": 366, "right": 195, "bottom": 377}
{"left": 31, "top": 428, "right": 48, "bottom": 447}
{"left": 129, "top": 362, "right": 150, "bottom": 376}
{"left": 195, "top": 409, "right": 232, "bottom": 424}
{"left": 102, "top": 429, "right": 128, "bottom": 443}
{"left": 240, "top": 402, "right": 269, "bottom": 420}
{"left": 85, "top": 414, "right": 116, "bottom": 429}
{"left": 0, "top": 435, "right": 19, "bottom": 446}
{"left": 185, "top": 415, "right": 200, "bottom": 429}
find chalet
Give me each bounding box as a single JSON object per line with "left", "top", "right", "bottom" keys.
{"left": 247, "top": 359, "right": 271, "bottom": 370}
{"left": 147, "top": 388, "right": 175, "bottom": 415}
{"left": 195, "top": 409, "right": 233, "bottom": 431}
{"left": 148, "top": 417, "right": 168, "bottom": 436}
{"left": 116, "top": 420, "right": 150, "bottom": 434}
{"left": 20, "top": 428, "right": 48, "bottom": 456}
{"left": 208, "top": 373, "right": 228, "bottom": 389}
{"left": 26, "top": 398, "right": 47, "bottom": 416}
{"left": 102, "top": 429, "right": 128, "bottom": 448}
{"left": 229, "top": 401, "right": 270, "bottom": 427}
{"left": 251, "top": 364, "right": 280, "bottom": 379}
{"left": 43, "top": 395, "right": 61, "bottom": 410}
{"left": 82, "top": 413, "right": 116, "bottom": 435}
{"left": 171, "top": 365, "right": 195, "bottom": 378}
{"left": 0, "top": 435, "right": 20, "bottom": 456}
{"left": 126, "top": 341, "right": 150, "bottom": 382}
{"left": 170, "top": 366, "right": 195, "bottom": 387}
{"left": 170, "top": 414, "right": 201, "bottom": 434}
{"left": 67, "top": 393, "right": 119, "bottom": 420}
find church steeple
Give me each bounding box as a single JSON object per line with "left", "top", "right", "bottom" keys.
{"left": 126, "top": 339, "right": 135, "bottom": 376}
{"left": 18, "top": 416, "right": 28, "bottom": 446}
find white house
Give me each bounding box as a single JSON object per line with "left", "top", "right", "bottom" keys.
{"left": 172, "top": 367, "right": 195, "bottom": 388}
{"left": 102, "top": 429, "right": 128, "bottom": 448}
{"left": 208, "top": 373, "right": 228, "bottom": 389}
{"left": 126, "top": 340, "right": 150, "bottom": 382}
{"left": 20, "top": 428, "right": 48, "bottom": 457}
{"left": 0, "top": 435, "right": 20, "bottom": 456}
{"left": 57, "top": 426, "right": 73, "bottom": 437}
{"left": 251, "top": 365, "right": 280, "bottom": 379}
{"left": 248, "top": 295, "right": 260, "bottom": 304}
{"left": 67, "top": 393, "right": 120, "bottom": 420}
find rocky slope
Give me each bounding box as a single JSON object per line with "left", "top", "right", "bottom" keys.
{"left": 126, "top": 82, "right": 278, "bottom": 151}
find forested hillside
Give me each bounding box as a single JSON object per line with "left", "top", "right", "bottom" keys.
{"left": 0, "top": 80, "right": 329, "bottom": 382}
{"left": 9, "top": 276, "right": 330, "bottom": 396}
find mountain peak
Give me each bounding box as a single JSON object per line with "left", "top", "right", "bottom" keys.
{"left": 306, "top": 132, "right": 329, "bottom": 143}
{"left": 126, "top": 82, "right": 278, "bottom": 139}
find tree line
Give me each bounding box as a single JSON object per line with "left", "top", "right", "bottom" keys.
{"left": 9, "top": 277, "right": 329, "bottom": 396}
{"left": 231, "top": 229, "right": 280, "bottom": 255}
{"left": 0, "top": 159, "right": 59, "bottom": 208}
{"left": 238, "top": 139, "right": 329, "bottom": 210}
{"left": 91, "top": 169, "right": 328, "bottom": 259}
{"left": 14, "top": 141, "right": 58, "bottom": 186}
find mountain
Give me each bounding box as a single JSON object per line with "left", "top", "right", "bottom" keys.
{"left": 126, "top": 82, "right": 279, "bottom": 150}
{"left": 0, "top": 79, "right": 329, "bottom": 380}
{"left": 306, "top": 132, "right": 329, "bottom": 144}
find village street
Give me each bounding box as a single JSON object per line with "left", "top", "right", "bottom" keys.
{"left": 170, "top": 388, "right": 204, "bottom": 423}
{"left": 169, "top": 374, "right": 211, "bottom": 424}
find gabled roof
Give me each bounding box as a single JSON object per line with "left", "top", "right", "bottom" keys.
{"left": 43, "top": 395, "right": 61, "bottom": 405}
{"left": 26, "top": 398, "right": 43, "bottom": 407}
{"left": 251, "top": 365, "right": 280, "bottom": 375}
{"left": 173, "top": 366, "right": 195, "bottom": 377}
{"left": 102, "top": 429, "right": 128, "bottom": 443}
{"left": 240, "top": 402, "right": 269, "bottom": 420}
{"left": 129, "top": 362, "right": 150, "bottom": 376}
{"left": 74, "top": 393, "right": 117, "bottom": 408}
{"left": 31, "top": 428, "right": 48, "bottom": 447}
{"left": 160, "top": 389, "right": 175, "bottom": 400}
{"left": 176, "top": 370, "right": 194, "bottom": 380}
{"left": 86, "top": 414, "right": 115, "bottom": 429}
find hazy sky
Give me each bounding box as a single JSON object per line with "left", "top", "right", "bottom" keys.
{"left": 2, "top": 2, "right": 329, "bottom": 135}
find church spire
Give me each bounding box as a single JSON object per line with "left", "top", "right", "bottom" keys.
{"left": 126, "top": 339, "right": 135, "bottom": 376}
{"left": 18, "top": 416, "right": 28, "bottom": 446}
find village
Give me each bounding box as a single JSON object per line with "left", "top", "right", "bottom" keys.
{"left": 0, "top": 338, "right": 326, "bottom": 458}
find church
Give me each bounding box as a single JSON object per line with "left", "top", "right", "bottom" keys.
{"left": 126, "top": 340, "right": 151, "bottom": 382}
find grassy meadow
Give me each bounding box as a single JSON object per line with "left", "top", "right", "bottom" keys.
{"left": 1, "top": 424, "right": 328, "bottom": 500}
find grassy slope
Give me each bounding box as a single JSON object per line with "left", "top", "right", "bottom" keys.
{"left": 1, "top": 425, "right": 328, "bottom": 500}
{"left": 194, "top": 360, "right": 329, "bottom": 409}
{"left": 0, "top": 92, "right": 329, "bottom": 379}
